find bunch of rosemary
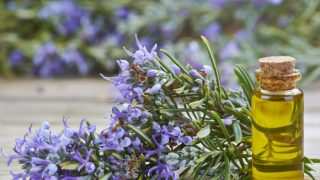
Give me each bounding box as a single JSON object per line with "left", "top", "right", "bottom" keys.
{"left": 3, "top": 36, "right": 319, "bottom": 179}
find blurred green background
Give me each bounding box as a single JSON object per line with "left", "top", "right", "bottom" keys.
{"left": 1, "top": 1, "right": 320, "bottom": 178}
{"left": 0, "top": 0, "right": 320, "bottom": 85}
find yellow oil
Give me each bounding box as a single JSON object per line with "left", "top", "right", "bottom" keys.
{"left": 252, "top": 88, "right": 304, "bottom": 180}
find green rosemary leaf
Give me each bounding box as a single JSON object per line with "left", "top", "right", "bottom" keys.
{"left": 196, "top": 151, "right": 216, "bottom": 164}
{"left": 59, "top": 161, "right": 80, "bottom": 170}
{"left": 196, "top": 125, "right": 210, "bottom": 139}
{"left": 304, "top": 170, "right": 316, "bottom": 180}
{"left": 224, "top": 106, "right": 251, "bottom": 126}
{"left": 164, "top": 78, "right": 175, "bottom": 87}
{"left": 237, "top": 64, "right": 255, "bottom": 90}
{"left": 159, "top": 108, "right": 203, "bottom": 113}
{"left": 240, "top": 136, "right": 252, "bottom": 144}
{"left": 232, "top": 121, "right": 242, "bottom": 144}
{"left": 201, "top": 36, "right": 222, "bottom": 104}
{"left": 160, "top": 49, "right": 189, "bottom": 75}
{"left": 156, "top": 57, "right": 181, "bottom": 82}
{"left": 311, "top": 158, "right": 320, "bottom": 163}
{"left": 111, "top": 152, "right": 122, "bottom": 159}
{"left": 304, "top": 156, "right": 313, "bottom": 164}
{"left": 234, "top": 64, "right": 255, "bottom": 106}
{"left": 304, "top": 162, "right": 316, "bottom": 180}
{"left": 212, "top": 168, "right": 225, "bottom": 180}
{"left": 127, "top": 124, "right": 155, "bottom": 148}
{"left": 224, "top": 153, "right": 231, "bottom": 180}
{"left": 203, "top": 138, "right": 217, "bottom": 150}
{"left": 199, "top": 158, "right": 215, "bottom": 180}
{"left": 174, "top": 84, "right": 186, "bottom": 94}
{"left": 138, "top": 174, "right": 144, "bottom": 180}
{"left": 233, "top": 74, "right": 251, "bottom": 103}
{"left": 214, "top": 153, "right": 223, "bottom": 167}
{"left": 302, "top": 64, "right": 320, "bottom": 85}
{"left": 181, "top": 74, "right": 194, "bottom": 84}
{"left": 180, "top": 166, "right": 191, "bottom": 179}
{"left": 304, "top": 163, "right": 314, "bottom": 172}
{"left": 191, "top": 160, "right": 205, "bottom": 179}
{"left": 99, "top": 172, "right": 112, "bottom": 180}
{"left": 210, "top": 111, "right": 231, "bottom": 142}
{"left": 189, "top": 98, "right": 205, "bottom": 108}
{"left": 190, "top": 120, "right": 201, "bottom": 132}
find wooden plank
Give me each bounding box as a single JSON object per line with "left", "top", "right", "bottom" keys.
{"left": 0, "top": 79, "right": 319, "bottom": 179}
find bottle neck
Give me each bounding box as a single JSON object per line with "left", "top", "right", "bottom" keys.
{"left": 255, "top": 69, "right": 301, "bottom": 92}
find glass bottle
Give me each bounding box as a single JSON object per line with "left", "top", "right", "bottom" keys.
{"left": 252, "top": 56, "right": 304, "bottom": 180}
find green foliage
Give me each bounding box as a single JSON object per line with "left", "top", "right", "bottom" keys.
{"left": 158, "top": 37, "right": 319, "bottom": 179}
{"left": 1, "top": 0, "right": 320, "bottom": 83}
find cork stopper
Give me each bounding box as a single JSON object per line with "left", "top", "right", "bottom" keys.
{"left": 259, "top": 56, "right": 295, "bottom": 76}
{"left": 256, "top": 56, "right": 301, "bottom": 91}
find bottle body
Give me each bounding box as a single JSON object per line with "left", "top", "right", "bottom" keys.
{"left": 252, "top": 88, "right": 304, "bottom": 180}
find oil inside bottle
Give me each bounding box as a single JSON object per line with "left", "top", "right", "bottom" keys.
{"left": 252, "top": 88, "right": 304, "bottom": 180}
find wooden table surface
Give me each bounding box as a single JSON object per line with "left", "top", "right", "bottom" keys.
{"left": 0, "top": 78, "right": 319, "bottom": 179}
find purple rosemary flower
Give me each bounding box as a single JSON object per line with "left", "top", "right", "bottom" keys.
{"left": 33, "top": 43, "right": 57, "bottom": 66}
{"left": 223, "top": 115, "right": 235, "bottom": 126}
{"left": 133, "top": 87, "right": 144, "bottom": 102}
{"left": 81, "top": 16, "right": 104, "bottom": 43}
{"left": 9, "top": 171, "right": 26, "bottom": 179}
{"left": 39, "top": 60, "right": 64, "bottom": 77}
{"left": 2, "top": 122, "right": 70, "bottom": 173}
{"left": 106, "top": 32, "right": 124, "bottom": 45}
{"left": 74, "top": 119, "right": 96, "bottom": 137}
{"left": 128, "top": 108, "right": 142, "bottom": 121}
{"left": 115, "top": 7, "right": 130, "bottom": 20}
{"left": 102, "top": 70, "right": 131, "bottom": 102}
{"left": 102, "top": 59, "right": 145, "bottom": 103}
{"left": 219, "top": 62, "right": 234, "bottom": 87}
{"left": 169, "top": 65, "right": 181, "bottom": 74}
{"left": 30, "top": 121, "right": 70, "bottom": 151}
{"left": 99, "top": 127, "right": 131, "bottom": 152}
{"left": 124, "top": 35, "right": 158, "bottom": 64}
{"left": 111, "top": 104, "right": 143, "bottom": 123}
{"left": 268, "top": 0, "right": 282, "bottom": 5}
{"left": 209, "top": 0, "right": 228, "bottom": 9}
{"left": 147, "top": 69, "right": 158, "bottom": 77}
{"left": 148, "top": 163, "right": 179, "bottom": 180}
{"left": 63, "top": 119, "right": 74, "bottom": 138}
{"left": 219, "top": 40, "right": 240, "bottom": 59}
{"left": 3, "top": 119, "right": 100, "bottom": 179}
{"left": 61, "top": 49, "right": 89, "bottom": 75}
{"left": 189, "top": 70, "right": 201, "bottom": 79}
{"left": 131, "top": 136, "right": 141, "bottom": 147}
{"left": 202, "top": 23, "right": 221, "bottom": 41}
{"left": 149, "top": 84, "right": 162, "bottom": 95}
{"left": 30, "top": 157, "right": 58, "bottom": 178}
{"left": 146, "top": 123, "right": 192, "bottom": 158}
{"left": 1, "top": 136, "right": 25, "bottom": 166}
{"left": 111, "top": 105, "right": 129, "bottom": 122}
{"left": 161, "top": 24, "right": 175, "bottom": 37}
{"left": 6, "top": 1, "right": 17, "bottom": 10}
{"left": 203, "top": 65, "right": 212, "bottom": 76}
{"left": 33, "top": 42, "right": 66, "bottom": 77}
{"left": 139, "top": 37, "right": 153, "bottom": 50}
{"left": 9, "top": 50, "right": 24, "bottom": 66}
{"left": 116, "top": 60, "right": 129, "bottom": 71}
{"left": 73, "top": 150, "right": 95, "bottom": 173}
{"left": 102, "top": 36, "right": 160, "bottom": 102}
{"left": 253, "top": 0, "right": 282, "bottom": 7}
{"left": 147, "top": 70, "right": 165, "bottom": 77}
{"left": 1, "top": 121, "right": 75, "bottom": 179}
{"left": 38, "top": 0, "right": 87, "bottom": 35}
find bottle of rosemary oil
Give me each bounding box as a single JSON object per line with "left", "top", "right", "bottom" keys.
{"left": 252, "top": 56, "right": 304, "bottom": 180}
